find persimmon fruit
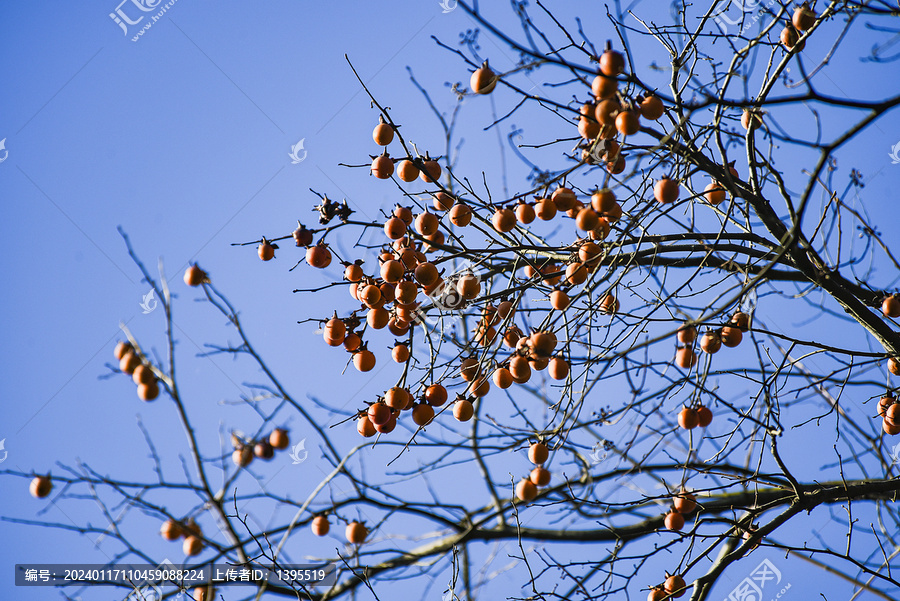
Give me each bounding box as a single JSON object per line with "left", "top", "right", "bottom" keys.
{"left": 397, "top": 159, "right": 419, "bottom": 182}
{"left": 664, "top": 510, "right": 685, "bottom": 531}
{"left": 470, "top": 60, "right": 498, "bottom": 94}
{"left": 30, "top": 475, "right": 52, "bottom": 498}
{"left": 258, "top": 241, "right": 275, "bottom": 261}
{"left": 183, "top": 535, "right": 204, "bottom": 556}
{"left": 160, "top": 519, "right": 183, "bottom": 540}
{"left": 678, "top": 407, "right": 700, "bottom": 430}
{"left": 353, "top": 349, "right": 376, "bottom": 372}
{"left": 357, "top": 414, "right": 376, "bottom": 437}
{"left": 493, "top": 367, "right": 513, "bottom": 389}
{"left": 654, "top": 178, "right": 679, "bottom": 204}
{"left": 720, "top": 326, "right": 742, "bottom": 347}
{"left": 530, "top": 466, "right": 551, "bottom": 487}
{"left": 673, "top": 490, "right": 696, "bottom": 513}
{"left": 883, "top": 295, "right": 900, "bottom": 318}
{"left": 492, "top": 208, "right": 516, "bottom": 233}
{"left": 412, "top": 403, "right": 435, "bottom": 426}
{"left": 675, "top": 347, "right": 697, "bottom": 369}
{"left": 664, "top": 574, "right": 687, "bottom": 597}
{"left": 528, "top": 442, "right": 549, "bottom": 465}
{"left": 792, "top": 1, "right": 816, "bottom": 30}
{"left": 132, "top": 364, "right": 155, "bottom": 386}
{"left": 306, "top": 244, "right": 332, "bottom": 269}
{"left": 120, "top": 351, "right": 141, "bottom": 374}
{"left": 311, "top": 515, "right": 330, "bottom": 537}
{"left": 183, "top": 265, "right": 207, "bottom": 286}
{"left": 516, "top": 478, "right": 538, "bottom": 502}
{"left": 372, "top": 116, "right": 394, "bottom": 146}
{"left": 137, "top": 380, "right": 160, "bottom": 401}
{"left": 232, "top": 446, "right": 253, "bottom": 468}
{"left": 371, "top": 151, "right": 394, "bottom": 179}
{"left": 454, "top": 399, "right": 474, "bottom": 421}
{"left": 450, "top": 203, "right": 473, "bottom": 226}
{"left": 269, "top": 428, "right": 289, "bottom": 450}
{"left": 599, "top": 45, "right": 625, "bottom": 76}
{"left": 419, "top": 157, "right": 441, "bottom": 183}
{"left": 697, "top": 405, "right": 713, "bottom": 428}
{"left": 640, "top": 95, "right": 664, "bottom": 120}
{"left": 700, "top": 331, "right": 722, "bottom": 354}
{"left": 346, "top": 521, "right": 368, "bottom": 544}
{"left": 424, "top": 384, "right": 448, "bottom": 407}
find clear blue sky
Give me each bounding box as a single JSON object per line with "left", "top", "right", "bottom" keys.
{"left": 2, "top": 1, "right": 899, "bottom": 600}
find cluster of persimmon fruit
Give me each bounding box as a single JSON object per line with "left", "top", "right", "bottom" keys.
{"left": 647, "top": 573, "right": 688, "bottom": 600}
{"left": 243, "top": 42, "right": 766, "bottom": 445}
{"left": 742, "top": 3, "right": 818, "bottom": 133}
{"left": 307, "top": 514, "right": 369, "bottom": 544}
{"left": 662, "top": 489, "right": 697, "bottom": 532}
{"left": 231, "top": 428, "right": 291, "bottom": 467}
{"left": 878, "top": 395, "right": 900, "bottom": 436}
{"left": 231, "top": 40, "right": 772, "bottom": 456}
{"left": 369, "top": 112, "right": 443, "bottom": 184}
{"left": 570, "top": 41, "right": 665, "bottom": 177}
{"left": 514, "top": 442, "right": 553, "bottom": 502}
{"left": 674, "top": 311, "right": 750, "bottom": 370}
{"left": 108, "top": 264, "right": 212, "bottom": 403}
{"left": 780, "top": 1, "right": 817, "bottom": 52}
{"left": 677, "top": 403, "right": 714, "bottom": 431}
{"left": 114, "top": 340, "right": 160, "bottom": 401}
{"left": 224, "top": 15, "right": 834, "bottom": 593}
{"left": 159, "top": 516, "right": 205, "bottom": 556}
{"left": 352, "top": 308, "right": 574, "bottom": 439}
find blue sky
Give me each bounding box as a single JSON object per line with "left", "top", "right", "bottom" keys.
{"left": 2, "top": 1, "right": 900, "bottom": 600}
